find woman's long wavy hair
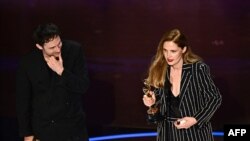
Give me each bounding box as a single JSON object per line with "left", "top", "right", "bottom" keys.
{"left": 145, "top": 29, "right": 202, "bottom": 88}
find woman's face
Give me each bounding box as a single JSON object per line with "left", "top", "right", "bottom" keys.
{"left": 163, "top": 41, "right": 186, "bottom": 66}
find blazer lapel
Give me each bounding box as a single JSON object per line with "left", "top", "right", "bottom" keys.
{"left": 34, "top": 49, "right": 52, "bottom": 90}
{"left": 179, "top": 63, "right": 192, "bottom": 103}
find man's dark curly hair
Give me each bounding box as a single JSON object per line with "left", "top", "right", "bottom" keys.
{"left": 33, "top": 23, "right": 61, "bottom": 46}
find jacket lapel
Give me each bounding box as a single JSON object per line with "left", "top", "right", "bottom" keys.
{"left": 34, "top": 49, "right": 52, "bottom": 90}
{"left": 179, "top": 63, "right": 192, "bottom": 103}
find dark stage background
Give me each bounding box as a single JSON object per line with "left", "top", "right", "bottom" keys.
{"left": 0, "top": 0, "right": 250, "bottom": 140}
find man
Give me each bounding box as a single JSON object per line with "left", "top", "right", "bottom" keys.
{"left": 16, "top": 23, "right": 89, "bottom": 141}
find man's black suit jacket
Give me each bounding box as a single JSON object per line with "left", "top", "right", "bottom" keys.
{"left": 16, "top": 40, "right": 89, "bottom": 141}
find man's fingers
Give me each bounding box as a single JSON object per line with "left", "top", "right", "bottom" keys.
{"left": 58, "top": 53, "right": 63, "bottom": 62}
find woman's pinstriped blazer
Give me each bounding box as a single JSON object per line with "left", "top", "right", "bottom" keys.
{"left": 154, "top": 61, "right": 222, "bottom": 141}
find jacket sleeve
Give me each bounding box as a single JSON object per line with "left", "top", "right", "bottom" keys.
{"left": 15, "top": 59, "right": 33, "bottom": 137}
{"left": 60, "top": 46, "right": 89, "bottom": 94}
{"left": 193, "top": 63, "right": 222, "bottom": 128}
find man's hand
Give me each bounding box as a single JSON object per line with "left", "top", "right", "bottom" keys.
{"left": 46, "top": 54, "right": 64, "bottom": 75}
{"left": 24, "top": 135, "right": 34, "bottom": 141}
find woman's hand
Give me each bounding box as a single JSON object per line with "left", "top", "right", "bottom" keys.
{"left": 174, "top": 117, "right": 197, "bottom": 129}
{"left": 142, "top": 91, "right": 156, "bottom": 107}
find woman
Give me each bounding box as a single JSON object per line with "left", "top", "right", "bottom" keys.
{"left": 142, "top": 29, "right": 222, "bottom": 141}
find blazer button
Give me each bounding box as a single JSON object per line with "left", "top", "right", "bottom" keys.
{"left": 51, "top": 120, "right": 55, "bottom": 124}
